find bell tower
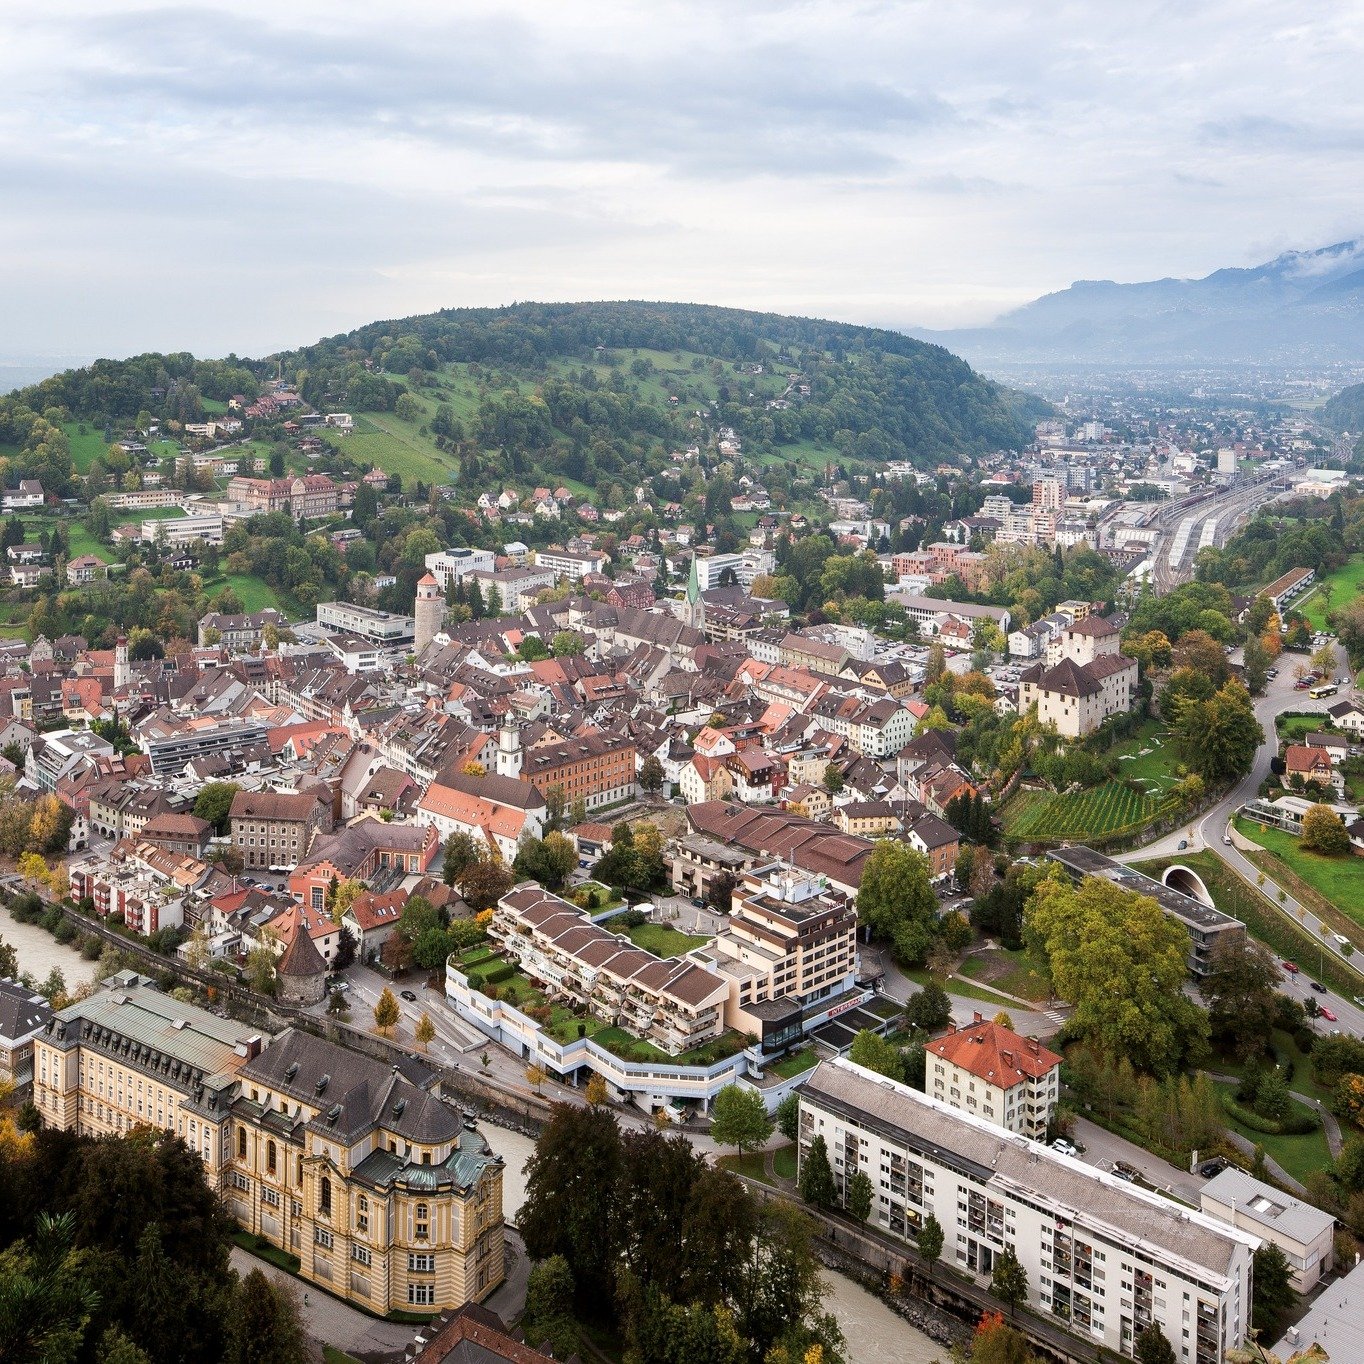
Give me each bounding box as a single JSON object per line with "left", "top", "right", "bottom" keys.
{"left": 495, "top": 722, "right": 523, "bottom": 779}
{"left": 414, "top": 572, "right": 444, "bottom": 653}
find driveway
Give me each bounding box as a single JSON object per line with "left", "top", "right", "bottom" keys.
{"left": 1068, "top": 1117, "right": 1205, "bottom": 1203}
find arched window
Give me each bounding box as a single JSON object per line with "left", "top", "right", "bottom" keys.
{"left": 237, "top": 1128, "right": 247, "bottom": 1159}
{"left": 266, "top": 1140, "right": 276, "bottom": 1175}
{"left": 320, "top": 1176, "right": 332, "bottom": 1215}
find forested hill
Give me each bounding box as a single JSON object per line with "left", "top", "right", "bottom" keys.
{"left": 0, "top": 301, "right": 1048, "bottom": 498}
{"left": 282, "top": 300, "right": 1048, "bottom": 465}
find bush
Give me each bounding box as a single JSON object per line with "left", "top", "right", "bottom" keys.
{"left": 1222, "top": 1093, "right": 1319, "bottom": 1136}
{"left": 53, "top": 917, "right": 77, "bottom": 944}
{"left": 613, "top": 908, "right": 648, "bottom": 929}
{"left": 80, "top": 934, "right": 102, "bottom": 960}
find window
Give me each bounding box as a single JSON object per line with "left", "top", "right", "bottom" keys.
{"left": 232, "top": 1171, "right": 251, "bottom": 1191}
{"left": 315, "top": 1227, "right": 333, "bottom": 1249}
{"left": 415, "top": 1202, "right": 429, "bottom": 1239}
{"left": 262, "top": 1187, "right": 280, "bottom": 1208}
{"left": 320, "top": 1177, "right": 332, "bottom": 1216}
{"left": 267, "top": 1140, "right": 277, "bottom": 1175}
{"left": 237, "top": 1128, "right": 247, "bottom": 1159}
{"left": 408, "top": 1283, "right": 435, "bottom": 1306}
{"left": 352, "top": 1245, "right": 371, "bottom": 1266}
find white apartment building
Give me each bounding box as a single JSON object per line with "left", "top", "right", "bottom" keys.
{"left": 533, "top": 547, "right": 608, "bottom": 581}
{"left": 315, "top": 601, "right": 416, "bottom": 645}
{"left": 924, "top": 1015, "right": 1061, "bottom": 1140}
{"left": 1200, "top": 1168, "right": 1334, "bottom": 1293}
{"left": 692, "top": 549, "right": 775, "bottom": 591}
{"left": 141, "top": 513, "right": 224, "bottom": 546}
{"left": 424, "top": 546, "right": 497, "bottom": 591}
{"left": 798, "top": 1059, "right": 1258, "bottom": 1364}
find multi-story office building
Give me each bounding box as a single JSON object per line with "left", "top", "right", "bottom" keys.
{"left": 141, "top": 716, "right": 271, "bottom": 776}
{"left": 924, "top": 1014, "right": 1061, "bottom": 1140}
{"left": 533, "top": 547, "right": 608, "bottom": 581}
{"left": 230, "top": 788, "right": 333, "bottom": 871}
{"left": 798, "top": 1059, "right": 1258, "bottom": 1363}
{"left": 34, "top": 977, "right": 505, "bottom": 1315}
{"left": 316, "top": 601, "right": 416, "bottom": 646}
{"left": 141, "top": 513, "right": 224, "bottom": 546}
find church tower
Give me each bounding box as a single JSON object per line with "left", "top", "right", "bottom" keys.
{"left": 414, "top": 572, "right": 444, "bottom": 654}
{"left": 495, "top": 721, "right": 523, "bottom": 779}
{"left": 114, "top": 635, "right": 130, "bottom": 691}
{"left": 685, "top": 555, "right": 706, "bottom": 633}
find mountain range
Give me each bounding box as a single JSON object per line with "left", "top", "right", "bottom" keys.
{"left": 911, "top": 240, "right": 1364, "bottom": 366}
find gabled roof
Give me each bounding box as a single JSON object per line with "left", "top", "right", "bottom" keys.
{"left": 926, "top": 1019, "right": 1061, "bottom": 1089}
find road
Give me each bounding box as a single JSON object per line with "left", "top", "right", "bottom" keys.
{"left": 1120, "top": 643, "right": 1364, "bottom": 1037}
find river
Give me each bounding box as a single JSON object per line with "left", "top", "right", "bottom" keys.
{"left": 485, "top": 1126, "right": 947, "bottom": 1364}
{"left": 0, "top": 904, "right": 98, "bottom": 989}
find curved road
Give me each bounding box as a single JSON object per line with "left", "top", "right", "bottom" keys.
{"left": 1119, "top": 646, "right": 1364, "bottom": 1035}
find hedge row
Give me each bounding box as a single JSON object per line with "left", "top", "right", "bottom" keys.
{"left": 1221, "top": 1094, "right": 1319, "bottom": 1137}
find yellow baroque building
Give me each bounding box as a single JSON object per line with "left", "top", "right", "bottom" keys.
{"left": 33, "top": 973, "right": 505, "bottom": 1314}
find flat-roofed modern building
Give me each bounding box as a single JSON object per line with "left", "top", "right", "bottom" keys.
{"left": 798, "top": 1058, "right": 1259, "bottom": 1364}
{"left": 1200, "top": 1168, "right": 1333, "bottom": 1293}
{"left": 1045, "top": 847, "right": 1245, "bottom": 976}
{"left": 316, "top": 601, "right": 416, "bottom": 645}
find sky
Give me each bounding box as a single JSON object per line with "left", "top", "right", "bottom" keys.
{"left": 2, "top": 0, "right": 1363, "bottom": 362}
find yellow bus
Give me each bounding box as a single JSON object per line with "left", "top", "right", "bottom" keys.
{"left": 1309, "top": 683, "right": 1339, "bottom": 699}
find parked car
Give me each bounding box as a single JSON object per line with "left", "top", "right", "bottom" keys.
{"left": 1311, "top": 980, "right": 1328, "bottom": 993}
{"left": 1335, "top": 934, "right": 1352, "bottom": 948}
{"left": 1111, "top": 1161, "right": 1140, "bottom": 1183}
{"left": 400, "top": 990, "right": 418, "bottom": 1003}
{"left": 1320, "top": 1006, "right": 1339, "bottom": 1022}
{"left": 1177, "top": 839, "right": 1188, "bottom": 850}
{"left": 1223, "top": 834, "right": 1232, "bottom": 845}
{"left": 327, "top": 978, "right": 349, "bottom": 993}
{"left": 1198, "top": 1157, "right": 1228, "bottom": 1178}
{"left": 1050, "top": 1138, "right": 1078, "bottom": 1157}
{"left": 1281, "top": 960, "right": 1300, "bottom": 973}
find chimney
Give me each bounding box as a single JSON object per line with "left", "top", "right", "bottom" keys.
{"left": 1028, "top": 1038, "right": 1040, "bottom": 1056}
{"left": 972, "top": 1011, "right": 984, "bottom": 1025}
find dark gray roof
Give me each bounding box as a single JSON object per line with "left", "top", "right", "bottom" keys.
{"left": 0, "top": 977, "right": 52, "bottom": 1043}
{"left": 239, "top": 1027, "right": 456, "bottom": 1144}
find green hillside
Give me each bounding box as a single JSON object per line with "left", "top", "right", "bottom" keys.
{"left": 1, "top": 302, "right": 1049, "bottom": 502}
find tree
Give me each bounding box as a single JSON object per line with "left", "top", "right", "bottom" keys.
{"left": 856, "top": 841, "right": 937, "bottom": 966}
{"left": 1025, "top": 872, "right": 1209, "bottom": 1076}
{"left": 969, "top": 1313, "right": 1037, "bottom": 1364}
{"left": 521, "top": 1255, "right": 580, "bottom": 1360}
{"left": 226, "top": 1268, "right": 309, "bottom": 1364}
{"left": 526, "top": 1064, "right": 547, "bottom": 1094}
{"left": 1252, "top": 1242, "right": 1297, "bottom": 1336}
{"left": 1171, "top": 679, "right": 1262, "bottom": 785}
{"left": 333, "top": 923, "right": 357, "bottom": 971}
{"left": 0, "top": 1212, "right": 100, "bottom": 1364}
{"left": 551, "top": 630, "right": 585, "bottom": 657}
{"left": 441, "top": 830, "right": 484, "bottom": 885}
{"left": 97, "top": 1327, "right": 154, "bottom": 1364}
{"left": 905, "top": 981, "right": 952, "bottom": 1034}
{"left": 520, "top": 1103, "right": 625, "bottom": 1310}
{"left": 326, "top": 877, "right": 365, "bottom": 925}
{"left": 459, "top": 855, "right": 515, "bottom": 911}
{"left": 917, "top": 1212, "right": 944, "bottom": 1274}
{"left": 710, "top": 1084, "right": 773, "bottom": 1156}
{"left": 1172, "top": 628, "right": 1231, "bottom": 685}
{"left": 798, "top": 1135, "right": 836, "bottom": 1209}
{"left": 415, "top": 1013, "right": 435, "bottom": 1051}
{"left": 775, "top": 1091, "right": 800, "bottom": 1142}
{"left": 1242, "top": 633, "right": 1269, "bottom": 695}
{"left": 1199, "top": 937, "right": 1281, "bottom": 1061}
{"left": 1302, "top": 803, "right": 1351, "bottom": 855}
{"left": 990, "top": 1245, "right": 1029, "bottom": 1317}
{"left": 847, "top": 1029, "right": 904, "bottom": 1083}
{"left": 17, "top": 852, "right": 48, "bottom": 888}
{"left": 193, "top": 781, "right": 241, "bottom": 834}
{"left": 822, "top": 764, "right": 844, "bottom": 794}
{"left": 1134, "top": 1324, "right": 1178, "bottom": 1364}
{"left": 373, "top": 987, "right": 400, "bottom": 1035}
{"left": 243, "top": 944, "right": 278, "bottom": 996}
{"left": 638, "top": 754, "right": 664, "bottom": 793}
{"left": 846, "top": 1170, "right": 873, "bottom": 1222}
{"left": 584, "top": 1073, "right": 608, "bottom": 1107}
{"left": 513, "top": 832, "right": 578, "bottom": 892}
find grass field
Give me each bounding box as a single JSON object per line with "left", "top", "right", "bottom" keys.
{"left": 18, "top": 514, "right": 111, "bottom": 563}
{"left": 1235, "top": 816, "right": 1364, "bottom": 933}
{"left": 626, "top": 922, "right": 709, "bottom": 958}
{"left": 323, "top": 413, "right": 455, "bottom": 487}
{"left": 1213, "top": 1082, "right": 1332, "bottom": 1184}
{"left": 201, "top": 572, "right": 282, "bottom": 613}
{"left": 1277, "top": 712, "right": 1331, "bottom": 742}
{"left": 959, "top": 947, "right": 1053, "bottom": 1002}
{"left": 64, "top": 423, "right": 110, "bottom": 474}
{"left": 1295, "top": 556, "right": 1364, "bottom": 630}
{"left": 1109, "top": 721, "right": 1183, "bottom": 796}
{"left": 1005, "top": 780, "right": 1181, "bottom": 842}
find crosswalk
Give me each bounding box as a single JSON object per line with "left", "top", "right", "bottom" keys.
{"left": 1041, "top": 1009, "right": 1067, "bottom": 1027}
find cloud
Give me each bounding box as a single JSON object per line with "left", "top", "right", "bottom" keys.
{"left": 0, "top": 1, "right": 1361, "bottom": 354}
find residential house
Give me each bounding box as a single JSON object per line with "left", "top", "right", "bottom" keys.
{"left": 925, "top": 1014, "right": 1061, "bottom": 1140}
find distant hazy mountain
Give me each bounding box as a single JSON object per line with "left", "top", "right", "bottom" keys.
{"left": 912, "top": 241, "right": 1364, "bottom": 365}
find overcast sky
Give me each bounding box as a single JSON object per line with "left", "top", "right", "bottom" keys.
{"left": 3, "top": 0, "right": 1362, "bottom": 361}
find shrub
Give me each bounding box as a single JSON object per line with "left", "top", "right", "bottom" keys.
{"left": 1222, "top": 1093, "right": 1319, "bottom": 1136}
{"left": 53, "top": 917, "right": 77, "bottom": 944}
{"left": 613, "top": 908, "right": 648, "bottom": 929}
{"left": 80, "top": 934, "right": 102, "bottom": 960}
